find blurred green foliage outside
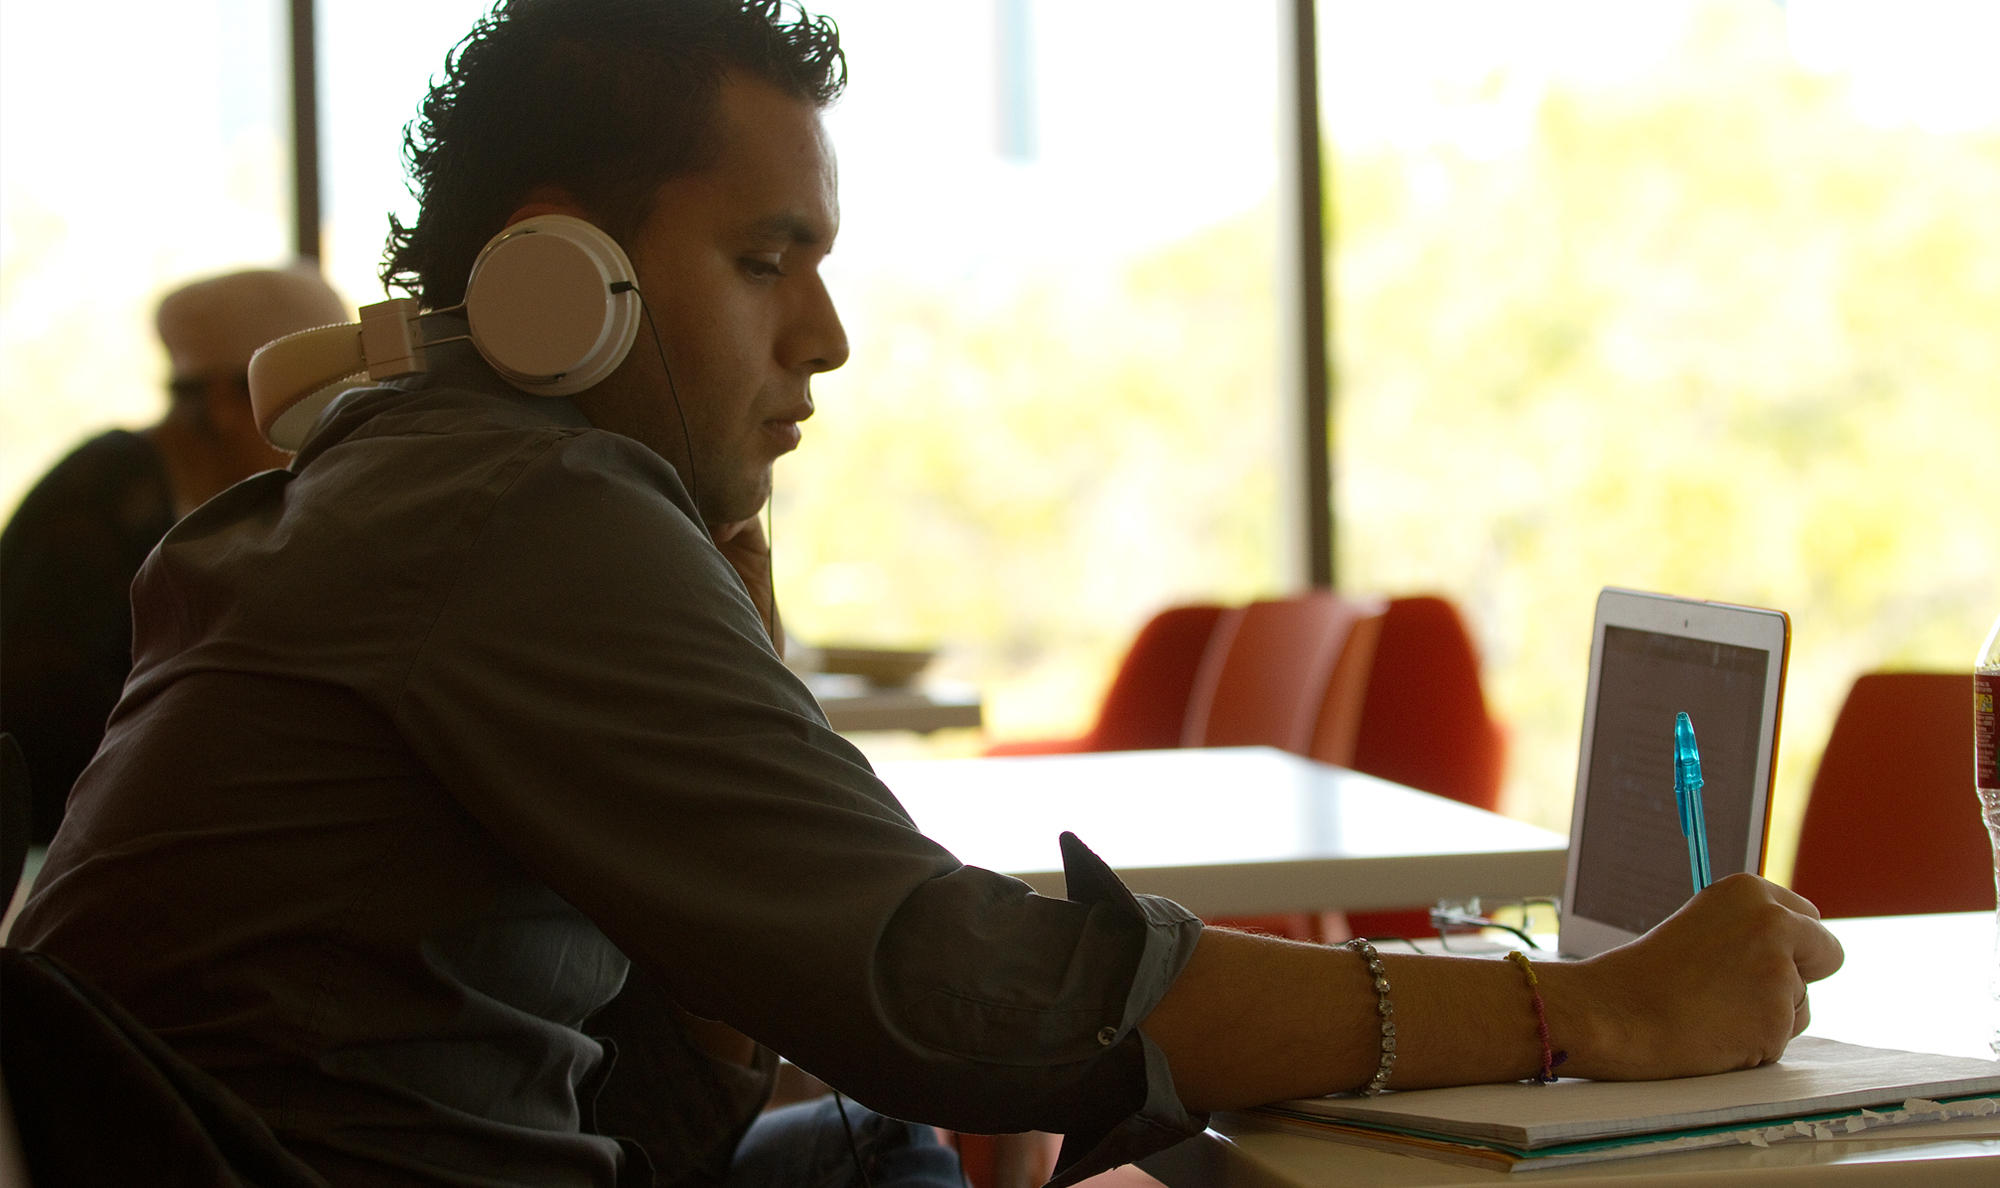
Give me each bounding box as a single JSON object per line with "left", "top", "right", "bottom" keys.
{"left": 779, "top": 4, "right": 1999, "bottom": 879}
{"left": 775, "top": 213, "right": 1284, "bottom": 750}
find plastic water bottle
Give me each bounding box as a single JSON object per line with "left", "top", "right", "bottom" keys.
{"left": 1977, "top": 614, "right": 2000, "bottom": 1057}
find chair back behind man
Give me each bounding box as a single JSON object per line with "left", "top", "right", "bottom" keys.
{"left": 985, "top": 604, "right": 1226, "bottom": 757}
{"left": 1342, "top": 596, "right": 1506, "bottom": 813}
{"left": 1181, "top": 593, "right": 1386, "bottom": 757}
{"left": 0, "top": 947, "right": 326, "bottom": 1186}
{"left": 1088, "top": 604, "right": 1228, "bottom": 752}
{"left": 1324, "top": 596, "right": 1506, "bottom": 941}
{"left": 2, "top": 734, "right": 27, "bottom": 905}
{"left": 1791, "top": 671, "right": 1993, "bottom": 917}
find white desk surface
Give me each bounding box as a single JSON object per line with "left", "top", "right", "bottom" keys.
{"left": 876, "top": 747, "right": 1568, "bottom": 916}
{"left": 1806, "top": 911, "right": 1994, "bottom": 1062}
{"left": 1140, "top": 911, "right": 2000, "bottom": 1188}
{"left": 806, "top": 674, "right": 984, "bottom": 734}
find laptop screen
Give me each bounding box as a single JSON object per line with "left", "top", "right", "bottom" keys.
{"left": 1568, "top": 625, "right": 1771, "bottom": 937}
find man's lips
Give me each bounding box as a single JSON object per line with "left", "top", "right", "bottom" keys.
{"left": 760, "top": 391, "right": 813, "bottom": 455}
{"left": 762, "top": 418, "right": 803, "bottom": 453}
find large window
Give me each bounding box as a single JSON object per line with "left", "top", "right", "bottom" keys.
{"left": 778, "top": 0, "right": 1287, "bottom": 747}
{"left": 1324, "top": 0, "right": 2000, "bottom": 875}
{"left": 306, "top": 0, "right": 1290, "bottom": 756}
{"left": 9, "top": 0, "right": 1990, "bottom": 883}
{"left": 318, "top": 0, "right": 494, "bottom": 311}
{"left": 0, "top": 0, "right": 292, "bottom": 514}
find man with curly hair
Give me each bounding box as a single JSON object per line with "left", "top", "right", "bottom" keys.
{"left": 15, "top": 2, "right": 1842, "bottom": 1186}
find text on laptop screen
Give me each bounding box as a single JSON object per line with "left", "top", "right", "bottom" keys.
{"left": 1570, "top": 626, "right": 1769, "bottom": 936}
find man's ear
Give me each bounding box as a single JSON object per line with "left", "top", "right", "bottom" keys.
{"left": 504, "top": 186, "right": 592, "bottom": 229}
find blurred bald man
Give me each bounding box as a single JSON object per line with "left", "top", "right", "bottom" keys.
{"left": 1, "top": 267, "right": 348, "bottom": 844}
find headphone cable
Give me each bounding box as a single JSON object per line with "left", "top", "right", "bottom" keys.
{"left": 832, "top": 1090, "right": 876, "bottom": 1188}
{"left": 615, "top": 281, "right": 700, "bottom": 511}
{"left": 616, "top": 282, "right": 782, "bottom": 644}
{"left": 624, "top": 277, "right": 851, "bottom": 1185}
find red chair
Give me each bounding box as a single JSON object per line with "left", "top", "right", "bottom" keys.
{"left": 1791, "top": 672, "right": 1993, "bottom": 918}
{"left": 1181, "top": 593, "right": 1385, "bottom": 755}
{"left": 987, "top": 594, "right": 1385, "bottom": 943}
{"left": 985, "top": 605, "right": 1225, "bottom": 756}
{"left": 1332, "top": 596, "right": 1507, "bottom": 940}
{"left": 1345, "top": 596, "right": 1505, "bottom": 811}
{"left": 1184, "top": 593, "right": 1385, "bottom": 942}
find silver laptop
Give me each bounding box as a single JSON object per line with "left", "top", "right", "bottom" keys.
{"left": 1557, "top": 588, "right": 1791, "bottom": 959}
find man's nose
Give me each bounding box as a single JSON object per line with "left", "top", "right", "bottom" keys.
{"left": 785, "top": 274, "right": 849, "bottom": 374}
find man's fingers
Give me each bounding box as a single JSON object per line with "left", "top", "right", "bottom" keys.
{"left": 1790, "top": 916, "right": 1844, "bottom": 983}
{"left": 710, "top": 516, "right": 765, "bottom": 548}
{"left": 1740, "top": 875, "right": 1841, "bottom": 983}
{"left": 1763, "top": 880, "right": 1824, "bottom": 920}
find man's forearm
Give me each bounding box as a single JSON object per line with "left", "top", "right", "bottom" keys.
{"left": 1138, "top": 928, "right": 1551, "bottom": 1110}
{"left": 1140, "top": 874, "right": 1842, "bottom": 1112}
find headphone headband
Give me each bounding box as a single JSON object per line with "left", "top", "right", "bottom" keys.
{"left": 246, "top": 214, "right": 644, "bottom": 449}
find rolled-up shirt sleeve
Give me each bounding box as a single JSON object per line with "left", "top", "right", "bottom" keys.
{"left": 1042, "top": 834, "right": 1209, "bottom": 1187}
{"left": 380, "top": 427, "right": 1208, "bottom": 1177}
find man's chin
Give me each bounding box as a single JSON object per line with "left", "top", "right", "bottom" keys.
{"left": 698, "top": 470, "right": 774, "bottom": 529}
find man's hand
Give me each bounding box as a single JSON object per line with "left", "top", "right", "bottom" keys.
{"left": 1544, "top": 873, "right": 1844, "bottom": 1080}
{"left": 711, "top": 515, "right": 781, "bottom": 653}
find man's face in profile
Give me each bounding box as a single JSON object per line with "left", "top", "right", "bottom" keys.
{"left": 571, "top": 72, "right": 849, "bottom": 527}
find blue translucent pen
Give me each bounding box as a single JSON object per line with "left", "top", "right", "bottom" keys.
{"left": 1674, "top": 712, "right": 1712, "bottom": 891}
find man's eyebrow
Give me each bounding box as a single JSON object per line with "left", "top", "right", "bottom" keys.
{"left": 740, "top": 213, "right": 833, "bottom": 248}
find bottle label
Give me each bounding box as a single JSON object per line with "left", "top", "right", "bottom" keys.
{"left": 1979, "top": 673, "right": 1998, "bottom": 791}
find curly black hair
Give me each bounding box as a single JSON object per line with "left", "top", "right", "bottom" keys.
{"left": 382, "top": 0, "right": 844, "bottom": 307}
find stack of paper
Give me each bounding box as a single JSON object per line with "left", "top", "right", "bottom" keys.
{"left": 1240, "top": 1037, "right": 2000, "bottom": 1172}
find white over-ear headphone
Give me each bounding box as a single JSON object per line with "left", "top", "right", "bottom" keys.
{"left": 248, "top": 214, "right": 642, "bottom": 450}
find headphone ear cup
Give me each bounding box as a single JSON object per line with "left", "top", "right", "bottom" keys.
{"left": 464, "top": 214, "right": 642, "bottom": 396}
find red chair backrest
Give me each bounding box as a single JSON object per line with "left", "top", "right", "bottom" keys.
{"left": 1182, "top": 593, "right": 1384, "bottom": 756}
{"left": 1791, "top": 672, "right": 1992, "bottom": 918}
{"left": 1084, "top": 604, "right": 1228, "bottom": 752}
{"left": 1346, "top": 595, "right": 1505, "bottom": 812}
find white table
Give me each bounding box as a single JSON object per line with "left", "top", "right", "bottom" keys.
{"left": 806, "top": 673, "right": 984, "bottom": 734}
{"left": 1139, "top": 911, "right": 2000, "bottom": 1187}
{"left": 1805, "top": 911, "right": 1994, "bottom": 1062}
{"left": 876, "top": 747, "right": 1568, "bottom": 916}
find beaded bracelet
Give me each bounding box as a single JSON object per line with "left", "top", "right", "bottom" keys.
{"left": 1344, "top": 938, "right": 1396, "bottom": 1095}
{"left": 1505, "top": 950, "right": 1568, "bottom": 1083}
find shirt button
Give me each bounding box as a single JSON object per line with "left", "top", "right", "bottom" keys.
{"left": 1096, "top": 1026, "right": 1118, "bottom": 1046}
